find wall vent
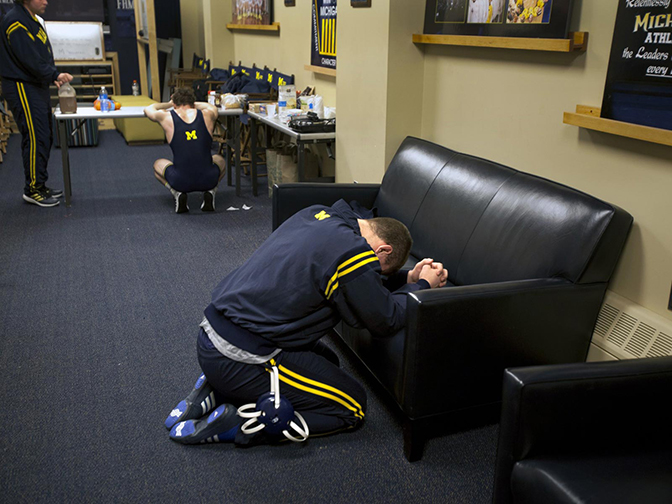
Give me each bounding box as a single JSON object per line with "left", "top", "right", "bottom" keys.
{"left": 591, "top": 291, "right": 672, "bottom": 360}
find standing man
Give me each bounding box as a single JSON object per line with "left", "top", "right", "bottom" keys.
{"left": 0, "top": 0, "right": 73, "bottom": 207}
{"left": 144, "top": 88, "right": 226, "bottom": 213}
{"left": 164, "top": 199, "right": 448, "bottom": 446}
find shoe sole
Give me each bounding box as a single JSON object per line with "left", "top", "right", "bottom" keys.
{"left": 23, "top": 194, "right": 60, "bottom": 207}
{"left": 201, "top": 191, "right": 215, "bottom": 212}
{"left": 165, "top": 374, "right": 216, "bottom": 429}
{"left": 169, "top": 404, "right": 239, "bottom": 444}
{"left": 175, "top": 192, "right": 188, "bottom": 213}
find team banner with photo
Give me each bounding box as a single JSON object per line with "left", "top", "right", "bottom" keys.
{"left": 600, "top": 0, "right": 672, "bottom": 131}
{"left": 311, "top": 0, "right": 337, "bottom": 70}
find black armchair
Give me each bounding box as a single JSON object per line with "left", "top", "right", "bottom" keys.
{"left": 492, "top": 356, "right": 672, "bottom": 504}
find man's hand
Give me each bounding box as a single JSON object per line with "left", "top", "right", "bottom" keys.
{"left": 418, "top": 262, "right": 448, "bottom": 289}
{"left": 407, "top": 258, "right": 434, "bottom": 283}
{"left": 54, "top": 73, "right": 73, "bottom": 89}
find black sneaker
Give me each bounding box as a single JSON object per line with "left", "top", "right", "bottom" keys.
{"left": 40, "top": 185, "right": 63, "bottom": 199}
{"left": 201, "top": 189, "right": 216, "bottom": 212}
{"left": 174, "top": 192, "right": 189, "bottom": 213}
{"left": 23, "top": 190, "right": 60, "bottom": 207}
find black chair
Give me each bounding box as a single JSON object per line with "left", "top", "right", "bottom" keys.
{"left": 492, "top": 356, "right": 672, "bottom": 504}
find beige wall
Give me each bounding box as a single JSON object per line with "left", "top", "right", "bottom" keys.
{"left": 202, "top": 0, "right": 234, "bottom": 68}
{"left": 420, "top": 2, "right": 672, "bottom": 321}
{"left": 179, "top": 0, "right": 204, "bottom": 66}
{"left": 336, "top": 0, "right": 425, "bottom": 183}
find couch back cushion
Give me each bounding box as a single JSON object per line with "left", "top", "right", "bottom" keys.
{"left": 376, "top": 137, "right": 632, "bottom": 286}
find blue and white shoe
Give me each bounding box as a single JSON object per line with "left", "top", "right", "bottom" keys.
{"left": 169, "top": 404, "right": 240, "bottom": 444}
{"left": 164, "top": 374, "right": 216, "bottom": 430}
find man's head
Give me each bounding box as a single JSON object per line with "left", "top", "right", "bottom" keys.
{"left": 17, "top": 0, "right": 48, "bottom": 16}
{"left": 171, "top": 88, "right": 196, "bottom": 108}
{"left": 359, "top": 217, "right": 412, "bottom": 275}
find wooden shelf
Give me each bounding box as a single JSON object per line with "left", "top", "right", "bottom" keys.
{"left": 304, "top": 64, "right": 336, "bottom": 77}
{"left": 227, "top": 22, "right": 280, "bottom": 32}
{"left": 412, "top": 31, "right": 588, "bottom": 52}
{"left": 563, "top": 105, "right": 672, "bottom": 148}
{"left": 55, "top": 59, "right": 111, "bottom": 66}
{"left": 69, "top": 74, "right": 113, "bottom": 78}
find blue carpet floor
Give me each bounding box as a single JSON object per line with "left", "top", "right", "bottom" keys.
{"left": 0, "top": 130, "right": 498, "bottom": 503}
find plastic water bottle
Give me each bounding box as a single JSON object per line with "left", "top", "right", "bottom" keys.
{"left": 132, "top": 80, "right": 139, "bottom": 96}
{"left": 99, "top": 86, "right": 112, "bottom": 113}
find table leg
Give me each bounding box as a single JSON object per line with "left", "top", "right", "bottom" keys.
{"left": 58, "top": 120, "right": 72, "bottom": 207}
{"left": 226, "top": 116, "right": 232, "bottom": 187}
{"left": 234, "top": 116, "right": 241, "bottom": 197}
{"left": 250, "top": 118, "right": 258, "bottom": 197}
{"left": 297, "top": 141, "right": 305, "bottom": 182}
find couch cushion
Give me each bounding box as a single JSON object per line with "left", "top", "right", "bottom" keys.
{"left": 511, "top": 452, "right": 672, "bottom": 504}
{"left": 408, "top": 152, "right": 516, "bottom": 285}
{"left": 375, "top": 137, "right": 453, "bottom": 227}
{"left": 454, "top": 172, "right": 616, "bottom": 285}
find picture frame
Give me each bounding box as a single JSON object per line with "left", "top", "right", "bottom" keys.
{"left": 231, "top": 0, "right": 273, "bottom": 25}
{"left": 285, "top": 0, "right": 295, "bottom": 6}
{"left": 423, "top": 0, "right": 574, "bottom": 39}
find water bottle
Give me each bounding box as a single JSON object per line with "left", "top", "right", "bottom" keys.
{"left": 99, "top": 86, "right": 111, "bottom": 113}
{"left": 132, "top": 80, "right": 139, "bottom": 96}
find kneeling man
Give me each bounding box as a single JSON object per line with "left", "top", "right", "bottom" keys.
{"left": 144, "top": 88, "right": 225, "bottom": 213}
{"left": 164, "top": 199, "right": 448, "bottom": 446}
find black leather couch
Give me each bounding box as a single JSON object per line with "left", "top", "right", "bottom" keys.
{"left": 272, "top": 137, "right": 633, "bottom": 461}
{"left": 492, "top": 356, "right": 672, "bottom": 504}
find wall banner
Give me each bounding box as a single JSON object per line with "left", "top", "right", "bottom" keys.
{"left": 311, "top": 0, "right": 337, "bottom": 70}
{"left": 600, "top": 0, "right": 672, "bottom": 131}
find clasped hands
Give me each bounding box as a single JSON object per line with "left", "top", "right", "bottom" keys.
{"left": 408, "top": 258, "right": 448, "bottom": 289}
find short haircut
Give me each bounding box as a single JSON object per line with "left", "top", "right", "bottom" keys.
{"left": 368, "top": 217, "right": 412, "bottom": 273}
{"left": 171, "top": 88, "right": 196, "bottom": 107}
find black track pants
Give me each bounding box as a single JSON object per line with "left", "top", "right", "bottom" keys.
{"left": 2, "top": 79, "right": 53, "bottom": 194}
{"left": 197, "top": 329, "right": 367, "bottom": 445}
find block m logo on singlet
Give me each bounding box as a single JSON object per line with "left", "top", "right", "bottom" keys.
{"left": 186, "top": 130, "right": 197, "bottom": 141}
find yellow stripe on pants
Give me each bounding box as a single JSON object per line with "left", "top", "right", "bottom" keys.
{"left": 17, "top": 83, "right": 37, "bottom": 189}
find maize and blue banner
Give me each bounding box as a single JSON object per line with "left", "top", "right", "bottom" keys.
{"left": 311, "top": 0, "right": 337, "bottom": 70}
{"left": 600, "top": 0, "right": 672, "bottom": 131}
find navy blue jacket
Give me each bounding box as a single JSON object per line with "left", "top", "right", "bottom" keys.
{"left": 205, "top": 199, "right": 428, "bottom": 354}
{"left": 0, "top": 5, "right": 59, "bottom": 86}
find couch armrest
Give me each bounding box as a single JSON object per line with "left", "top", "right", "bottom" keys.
{"left": 492, "top": 356, "right": 672, "bottom": 504}
{"left": 272, "top": 183, "right": 380, "bottom": 230}
{"left": 400, "top": 279, "right": 606, "bottom": 416}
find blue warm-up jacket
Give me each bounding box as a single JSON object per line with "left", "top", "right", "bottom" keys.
{"left": 204, "top": 199, "right": 428, "bottom": 354}
{"left": 0, "top": 5, "right": 59, "bottom": 86}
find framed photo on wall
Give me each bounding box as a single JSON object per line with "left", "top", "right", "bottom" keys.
{"left": 424, "top": 0, "right": 574, "bottom": 39}
{"left": 232, "top": 0, "right": 273, "bottom": 25}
